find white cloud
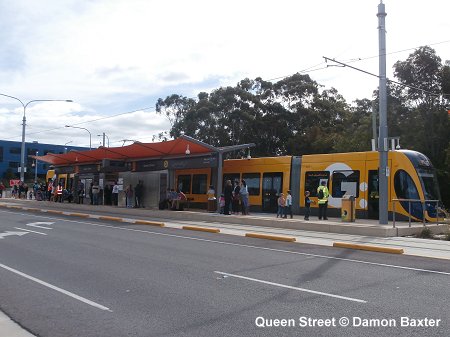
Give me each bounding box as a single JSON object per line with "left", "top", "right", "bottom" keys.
{"left": 0, "top": 0, "right": 449, "bottom": 147}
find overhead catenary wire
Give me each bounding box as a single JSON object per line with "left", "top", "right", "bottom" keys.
{"left": 323, "top": 56, "right": 449, "bottom": 99}
{"left": 3, "top": 40, "right": 449, "bottom": 146}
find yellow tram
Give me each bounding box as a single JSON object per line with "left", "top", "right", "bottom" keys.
{"left": 174, "top": 150, "right": 441, "bottom": 221}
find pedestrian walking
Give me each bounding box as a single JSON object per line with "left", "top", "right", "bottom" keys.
{"left": 77, "top": 181, "right": 85, "bottom": 204}
{"left": 112, "top": 181, "right": 119, "bottom": 206}
{"left": 284, "top": 190, "right": 293, "bottom": 219}
{"left": 277, "top": 193, "right": 285, "bottom": 218}
{"left": 304, "top": 190, "right": 314, "bottom": 220}
{"left": 232, "top": 180, "right": 240, "bottom": 214}
{"left": 240, "top": 179, "right": 249, "bottom": 215}
{"left": 125, "top": 184, "right": 134, "bottom": 208}
{"left": 223, "top": 180, "right": 233, "bottom": 215}
{"left": 92, "top": 182, "right": 100, "bottom": 205}
{"left": 135, "top": 180, "right": 144, "bottom": 208}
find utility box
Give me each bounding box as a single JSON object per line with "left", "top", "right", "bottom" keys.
{"left": 207, "top": 199, "right": 217, "bottom": 212}
{"left": 341, "top": 195, "right": 356, "bottom": 222}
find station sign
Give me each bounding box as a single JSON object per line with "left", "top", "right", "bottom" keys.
{"left": 101, "top": 160, "right": 131, "bottom": 172}
{"left": 77, "top": 164, "right": 99, "bottom": 173}
{"left": 136, "top": 155, "right": 218, "bottom": 172}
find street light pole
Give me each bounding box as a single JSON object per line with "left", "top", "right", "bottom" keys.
{"left": 0, "top": 93, "right": 72, "bottom": 182}
{"left": 97, "top": 133, "right": 109, "bottom": 147}
{"left": 34, "top": 151, "right": 39, "bottom": 182}
{"left": 65, "top": 125, "right": 92, "bottom": 150}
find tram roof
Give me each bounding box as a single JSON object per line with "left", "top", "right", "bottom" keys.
{"left": 33, "top": 135, "right": 220, "bottom": 166}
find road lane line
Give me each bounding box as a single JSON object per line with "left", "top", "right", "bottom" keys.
{"left": 14, "top": 227, "right": 47, "bottom": 235}
{"left": 27, "top": 224, "right": 53, "bottom": 230}
{"left": 5, "top": 210, "right": 450, "bottom": 276}
{"left": 0, "top": 263, "right": 112, "bottom": 312}
{"left": 214, "top": 271, "right": 367, "bottom": 303}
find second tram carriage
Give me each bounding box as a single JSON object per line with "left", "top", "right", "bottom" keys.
{"left": 174, "top": 150, "right": 441, "bottom": 221}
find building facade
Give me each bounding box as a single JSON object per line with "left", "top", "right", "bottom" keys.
{"left": 0, "top": 140, "right": 88, "bottom": 183}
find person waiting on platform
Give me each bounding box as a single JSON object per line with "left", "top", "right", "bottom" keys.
{"left": 171, "top": 189, "right": 187, "bottom": 210}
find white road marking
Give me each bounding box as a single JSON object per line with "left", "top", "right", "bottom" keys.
{"left": 215, "top": 271, "right": 367, "bottom": 303}
{"left": 14, "top": 227, "right": 47, "bottom": 235}
{"left": 0, "top": 262, "right": 112, "bottom": 312}
{"left": 3, "top": 210, "right": 450, "bottom": 276}
{"left": 26, "top": 222, "right": 54, "bottom": 230}
{"left": 0, "top": 231, "right": 28, "bottom": 239}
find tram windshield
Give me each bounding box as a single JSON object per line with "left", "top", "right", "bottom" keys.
{"left": 417, "top": 169, "right": 440, "bottom": 201}
{"left": 401, "top": 150, "right": 441, "bottom": 202}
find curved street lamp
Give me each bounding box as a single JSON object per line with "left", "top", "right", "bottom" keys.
{"left": 0, "top": 93, "right": 72, "bottom": 182}
{"left": 65, "top": 125, "right": 92, "bottom": 150}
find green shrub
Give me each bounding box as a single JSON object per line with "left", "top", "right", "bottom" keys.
{"left": 417, "top": 227, "right": 433, "bottom": 239}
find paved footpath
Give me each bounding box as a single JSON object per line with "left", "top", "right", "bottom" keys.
{"left": 1, "top": 198, "right": 449, "bottom": 336}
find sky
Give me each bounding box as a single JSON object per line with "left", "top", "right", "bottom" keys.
{"left": 0, "top": 0, "right": 449, "bottom": 149}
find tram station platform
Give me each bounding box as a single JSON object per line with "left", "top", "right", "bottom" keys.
{"left": 0, "top": 197, "right": 448, "bottom": 238}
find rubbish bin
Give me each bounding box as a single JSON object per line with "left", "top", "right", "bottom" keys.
{"left": 207, "top": 199, "right": 217, "bottom": 212}
{"left": 341, "top": 195, "right": 356, "bottom": 222}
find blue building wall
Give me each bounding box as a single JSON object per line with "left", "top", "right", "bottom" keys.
{"left": 0, "top": 140, "right": 88, "bottom": 182}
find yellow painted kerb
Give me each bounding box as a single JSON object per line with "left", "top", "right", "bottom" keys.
{"left": 245, "top": 233, "right": 296, "bottom": 242}
{"left": 134, "top": 220, "right": 165, "bottom": 227}
{"left": 46, "top": 210, "right": 63, "bottom": 214}
{"left": 333, "top": 242, "right": 404, "bottom": 254}
{"left": 68, "top": 213, "right": 90, "bottom": 218}
{"left": 99, "top": 216, "right": 123, "bottom": 222}
{"left": 182, "top": 226, "right": 220, "bottom": 233}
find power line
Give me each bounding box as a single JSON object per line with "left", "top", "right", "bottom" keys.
{"left": 4, "top": 41, "right": 449, "bottom": 145}
{"left": 323, "top": 56, "right": 447, "bottom": 98}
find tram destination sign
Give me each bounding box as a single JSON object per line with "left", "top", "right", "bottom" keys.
{"left": 136, "top": 155, "right": 218, "bottom": 172}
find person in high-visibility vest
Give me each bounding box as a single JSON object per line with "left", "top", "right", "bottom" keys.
{"left": 317, "top": 180, "right": 330, "bottom": 220}
{"left": 56, "top": 183, "right": 63, "bottom": 203}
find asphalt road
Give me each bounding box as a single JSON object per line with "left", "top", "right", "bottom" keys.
{"left": 1, "top": 208, "right": 449, "bottom": 337}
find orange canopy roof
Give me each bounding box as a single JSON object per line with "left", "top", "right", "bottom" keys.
{"left": 35, "top": 136, "right": 217, "bottom": 166}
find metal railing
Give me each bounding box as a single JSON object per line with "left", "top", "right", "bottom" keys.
{"left": 392, "top": 199, "right": 440, "bottom": 228}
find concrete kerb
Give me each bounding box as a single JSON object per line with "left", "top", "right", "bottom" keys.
{"left": 182, "top": 225, "right": 220, "bottom": 233}
{"left": 134, "top": 220, "right": 165, "bottom": 227}
{"left": 245, "top": 233, "right": 296, "bottom": 242}
{"left": 98, "top": 216, "right": 123, "bottom": 222}
{"left": 1, "top": 199, "right": 449, "bottom": 260}
{"left": 333, "top": 242, "right": 404, "bottom": 254}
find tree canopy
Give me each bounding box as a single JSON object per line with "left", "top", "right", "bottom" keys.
{"left": 156, "top": 46, "right": 450, "bottom": 208}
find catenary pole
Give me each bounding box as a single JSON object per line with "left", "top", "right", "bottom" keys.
{"left": 377, "top": 1, "right": 389, "bottom": 224}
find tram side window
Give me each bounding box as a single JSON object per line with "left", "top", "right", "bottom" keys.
{"left": 394, "top": 170, "right": 419, "bottom": 200}
{"left": 192, "top": 174, "right": 207, "bottom": 194}
{"left": 242, "top": 173, "right": 260, "bottom": 195}
{"left": 177, "top": 175, "right": 191, "bottom": 194}
{"left": 332, "top": 170, "right": 360, "bottom": 198}
{"left": 305, "top": 171, "right": 330, "bottom": 197}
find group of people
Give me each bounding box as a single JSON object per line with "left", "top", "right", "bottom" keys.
{"left": 34, "top": 179, "right": 146, "bottom": 207}
{"left": 160, "top": 188, "right": 187, "bottom": 210}
{"left": 116, "top": 180, "right": 145, "bottom": 208}
{"left": 276, "top": 190, "right": 293, "bottom": 219}
{"left": 277, "top": 180, "right": 330, "bottom": 221}
{"left": 221, "top": 179, "right": 249, "bottom": 215}
{"left": 8, "top": 181, "right": 30, "bottom": 199}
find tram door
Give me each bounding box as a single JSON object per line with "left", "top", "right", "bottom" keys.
{"left": 368, "top": 170, "right": 379, "bottom": 219}
{"left": 262, "top": 173, "right": 283, "bottom": 212}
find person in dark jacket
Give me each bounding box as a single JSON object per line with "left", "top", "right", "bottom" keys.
{"left": 223, "top": 180, "right": 233, "bottom": 215}
{"left": 135, "top": 180, "right": 144, "bottom": 208}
